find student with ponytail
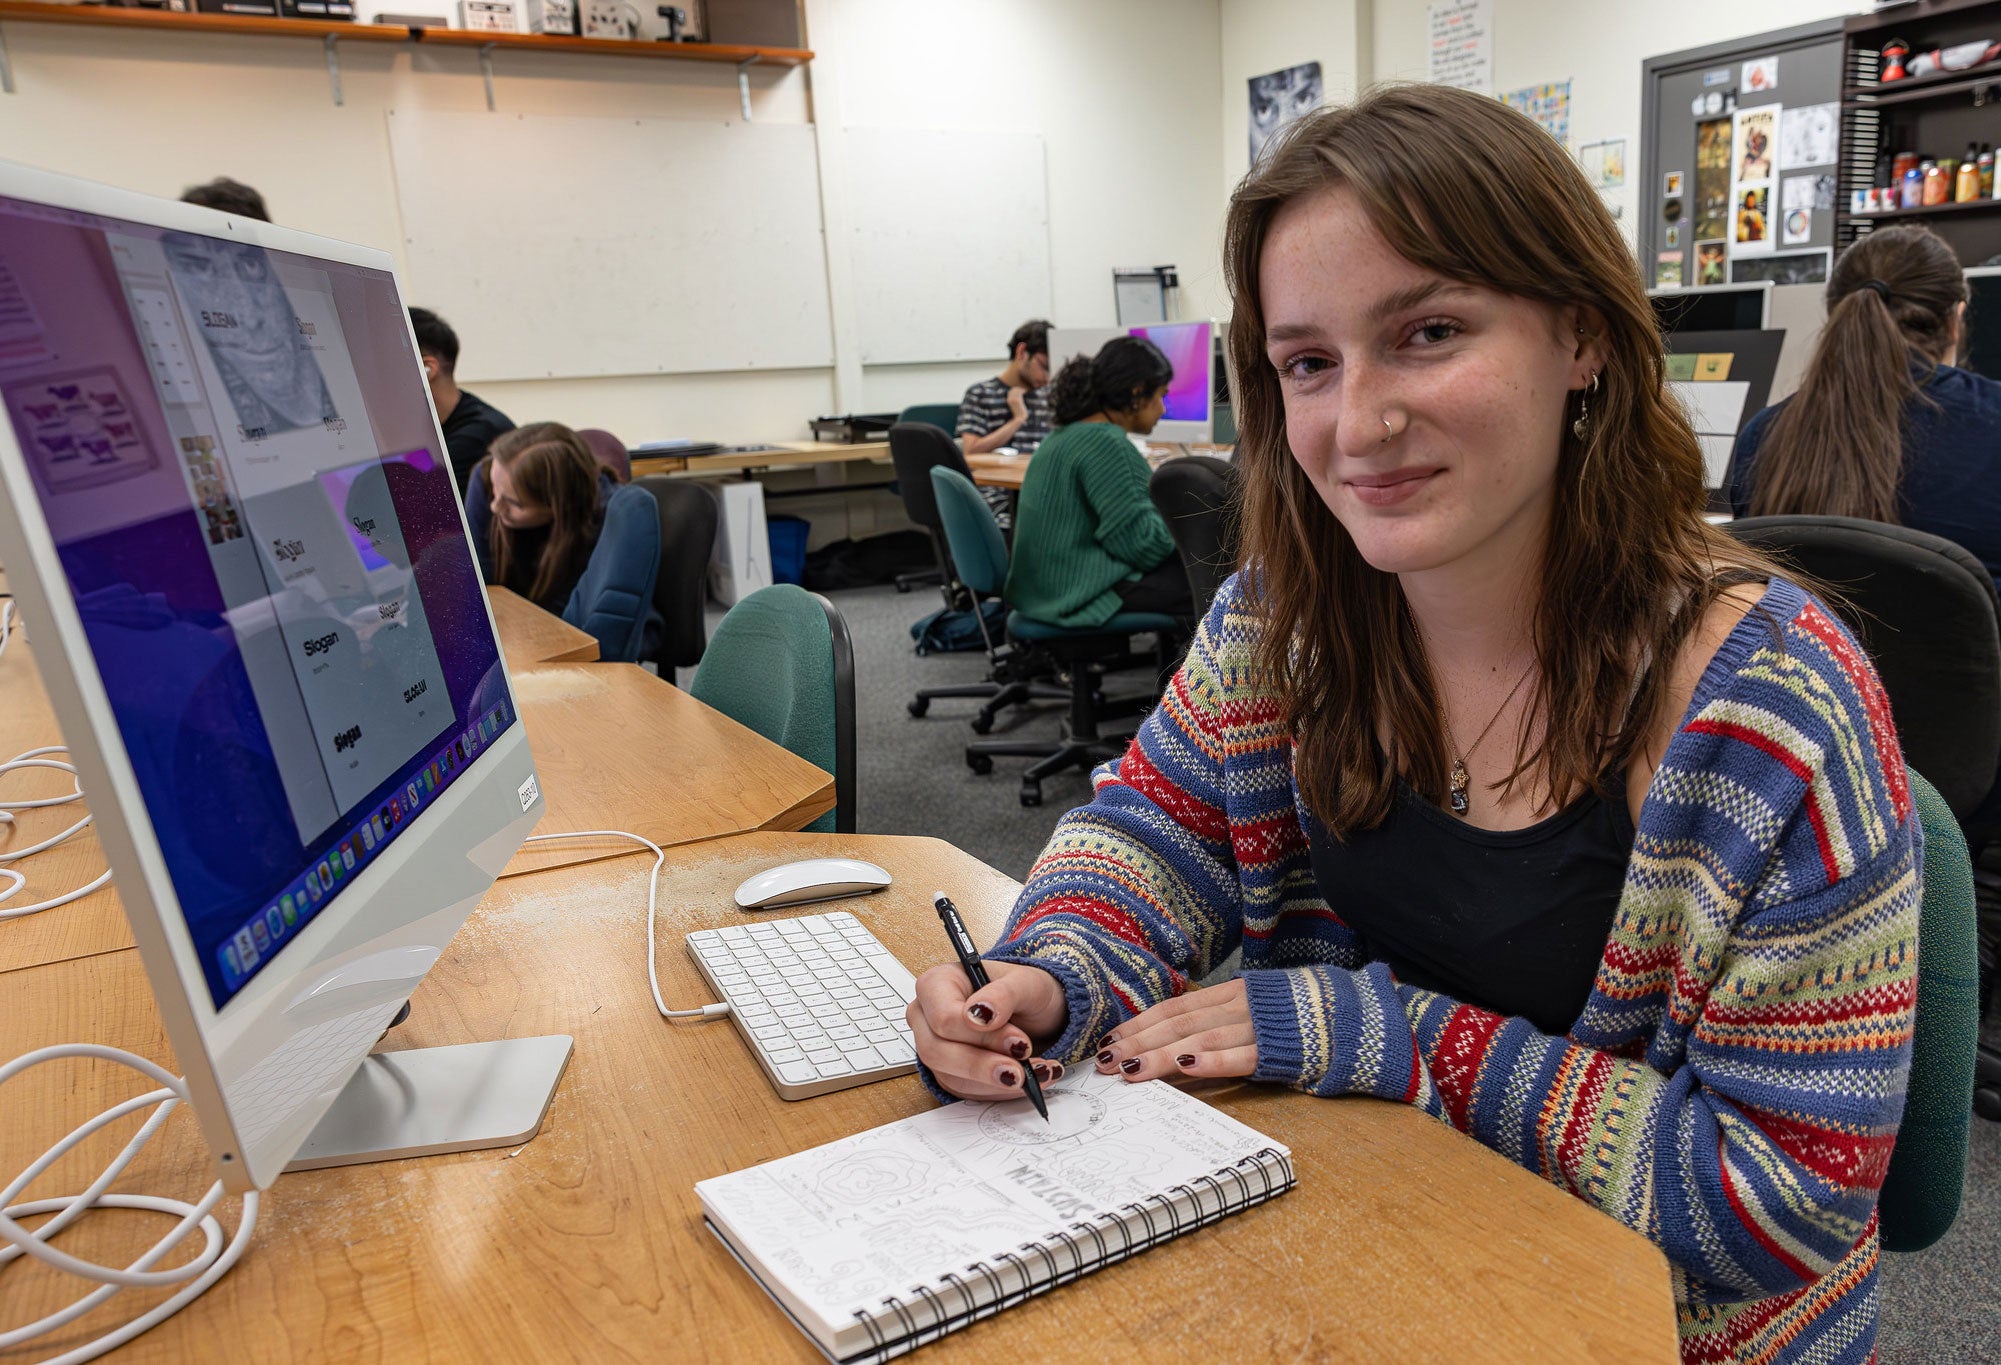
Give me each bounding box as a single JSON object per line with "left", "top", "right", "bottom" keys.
{"left": 1727, "top": 224, "right": 2001, "bottom": 589}
{"left": 1003, "top": 336, "right": 1194, "bottom": 625}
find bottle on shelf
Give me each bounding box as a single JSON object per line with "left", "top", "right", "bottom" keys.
{"left": 1904, "top": 164, "right": 1926, "bottom": 208}
{"left": 1957, "top": 146, "right": 1982, "bottom": 203}
{"left": 1984, "top": 144, "right": 1997, "bottom": 199}
{"left": 1924, "top": 160, "right": 1950, "bottom": 206}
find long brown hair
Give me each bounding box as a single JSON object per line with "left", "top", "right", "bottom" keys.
{"left": 1747, "top": 225, "right": 1965, "bottom": 522}
{"left": 1223, "top": 84, "right": 1778, "bottom": 835}
{"left": 483, "top": 422, "right": 602, "bottom": 605}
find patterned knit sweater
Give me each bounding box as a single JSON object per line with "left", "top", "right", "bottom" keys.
{"left": 984, "top": 574, "right": 1919, "bottom": 1365}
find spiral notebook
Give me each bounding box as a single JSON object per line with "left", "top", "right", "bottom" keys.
{"left": 696, "top": 1071, "right": 1295, "bottom": 1364}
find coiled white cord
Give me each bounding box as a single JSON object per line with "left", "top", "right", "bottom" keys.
{"left": 521, "top": 829, "right": 729, "bottom": 1021}
{"left": 0, "top": 747, "right": 111, "bottom": 921}
{"left": 0, "top": 1044, "right": 260, "bottom": 1365}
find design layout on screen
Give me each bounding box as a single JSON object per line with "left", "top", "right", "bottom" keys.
{"left": 1126, "top": 322, "right": 1211, "bottom": 423}
{"left": 0, "top": 198, "right": 509, "bottom": 1008}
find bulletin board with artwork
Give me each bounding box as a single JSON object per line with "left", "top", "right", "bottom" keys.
{"left": 1639, "top": 19, "right": 1846, "bottom": 293}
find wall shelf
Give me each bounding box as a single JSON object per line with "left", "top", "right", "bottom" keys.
{"left": 1853, "top": 196, "right": 2001, "bottom": 222}
{"left": 1843, "top": 66, "right": 2001, "bottom": 108}
{"left": 0, "top": 2, "right": 811, "bottom": 64}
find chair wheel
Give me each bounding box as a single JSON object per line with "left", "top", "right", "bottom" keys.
{"left": 907, "top": 697, "right": 929, "bottom": 718}
{"left": 970, "top": 712, "right": 995, "bottom": 734}
{"left": 895, "top": 581, "right": 911, "bottom": 593}
{"left": 967, "top": 752, "right": 994, "bottom": 776}
{"left": 1019, "top": 780, "right": 1042, "bottom": 807}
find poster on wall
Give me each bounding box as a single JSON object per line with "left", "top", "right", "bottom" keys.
{"left": 1580, "top": 140, "right": 1627, "bottom": 190}
{"left": 1729, "top": 249, "right": 1830, "bottom": 285}
{"left": 1248, "top": 62, "right": 1323, "bottom": 164}
{"left": 1730, "top": 104, "right": 1779, "bottom": 258}
{"left": 1780, "top": 176, "right": 1821, "bottom": 246}
{"left": 1656, "top": 252, "right": 1685, "bottom": 287}
{"left": 1427, "top": 0, "right": 1493, "bottom": 93}
{"left": 1779, "top": 103, "right": 1838, "bottom": 170}
{"left": 1742, "top": 55, "right": 1780, "bottom": 93}
{"left": 1694, "top": 118, "right": 1731, "bottom": 243}
{"left": 1499, "top": 80, "right": 1572, "bottom": 149}
{"left": 1695, "top": 240, "right": 1727, "bottom": 286}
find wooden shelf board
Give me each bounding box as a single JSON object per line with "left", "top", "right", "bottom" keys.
{"left": 0, "top": 1, "right": 812, "bottom": 64}
{"left": 1843, "top": 66, "right": 2001, "bottom": 107}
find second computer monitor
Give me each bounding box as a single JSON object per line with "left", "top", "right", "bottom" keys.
{"left": 1126, "top": 320, "right": 1214, "bottom": 445}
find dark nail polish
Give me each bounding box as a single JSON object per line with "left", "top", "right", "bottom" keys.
{"left": 1008, "top": 1039, "right": 1030, "bottom": 1060}
{"left": 1097, "top": 1049, "right": 1116, "bottom": 1066}
{"left": 1119, "top": 1058, "right": 1142, "bottom": 1074}
{"left": 1030, "top": 1061, "right": 1052, "bottom": 1082}
{"left": 997, "top": 1067, "right": 1020, "bottom": 1087}
{"left": 967, "top": 1003, "right": 994, "bottom": 1024}
{"left": 1176, "top": 1054, "right": 1197, "bottom": 1068}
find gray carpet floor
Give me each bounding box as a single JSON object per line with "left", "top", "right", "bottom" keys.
{"left": 810, "top": 581, "right": 2001, "bottom": 1361}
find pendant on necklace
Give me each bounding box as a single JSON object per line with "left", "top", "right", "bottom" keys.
{"left": 1449, "top": 759, "right": 1471, "bottom": 816}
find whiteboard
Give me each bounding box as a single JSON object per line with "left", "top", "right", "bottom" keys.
{"left": 386, "top": 110, "right": 834, "bottom": 382}
{"left": 844, "top": 127, "right": 1051, "bottom": 366}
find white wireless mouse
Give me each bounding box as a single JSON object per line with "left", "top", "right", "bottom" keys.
{"left": 733, "top": 858, "right": 893, "bottom": 911}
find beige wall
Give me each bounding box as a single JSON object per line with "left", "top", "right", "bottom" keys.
{"left": 0, "top": 0, "right": 1226, "bottom": 440}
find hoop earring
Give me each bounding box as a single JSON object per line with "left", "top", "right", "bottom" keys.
{"left": 1572, "top": 371, "right": 1599, "bottom": 441}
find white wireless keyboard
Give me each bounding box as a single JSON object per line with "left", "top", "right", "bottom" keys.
{"left": 687, "top": 911, "right": 920, "bottom": 1100}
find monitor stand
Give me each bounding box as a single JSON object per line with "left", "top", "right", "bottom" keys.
{"left": 283, "top": 1035, "right": 573, "bottom": 1173}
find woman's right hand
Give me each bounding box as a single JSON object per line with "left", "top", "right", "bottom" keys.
{"left": 908, "top": 960, "right": 1069, "bottom": 1101}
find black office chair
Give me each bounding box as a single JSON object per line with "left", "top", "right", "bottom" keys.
{"left": 1724, "top": 514, "right": 2001, "bottom": 1120}
{"left": 1149, "top": 456, "right": 1240, "bottom": 621}
{"left": 887, "top": 422, "right": 975, "bottom": 602}
{"left": 634, "top": 475, "right": 719, "bottom": 685}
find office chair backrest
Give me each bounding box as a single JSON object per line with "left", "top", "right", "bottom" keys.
{"left": 561, "top": 484, "right": 662, "bottom": 663}
{"left": 929, "top": 466, "right": 1010, "bottom": 598}
{"left": 896, "top": 403, "right": 961, "bottom": 436}
{"left": 634, "top": 474, "right": 719, "bottom": 676}
{"left": 578, "top": 427, "right": 631, "bottom": 484}
{"left": 1725, "top": 515, "right": 2001, "bottom": 822}
{"left": 691, "top": 585, "right": 855, "bottom": 834}
{"left": 888, "top": 422, "right": 974, "bottom": 542}
{"left": 1150, "top": 456, "right": 1240, "bottom": 620}
{"left": 1879, "top": 769, "right": 1978, "bottom": 1252}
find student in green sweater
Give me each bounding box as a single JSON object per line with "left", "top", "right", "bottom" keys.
{"left": 1005, "top": 336, "right": 1193, "bottom": 626}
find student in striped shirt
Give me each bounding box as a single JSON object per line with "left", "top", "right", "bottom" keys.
{"left": 912, "top": 86, "right": 1916, "bottom": 1364}
{"left": 957, "top": 319, "right": 1055, "bottom": 456}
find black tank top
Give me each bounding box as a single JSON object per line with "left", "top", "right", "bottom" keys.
{"left": 1305, "top": 781, "right": 1634, "bottom": 1036}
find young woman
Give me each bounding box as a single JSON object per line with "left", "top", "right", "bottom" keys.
{"left": 466, "top": 421, "right": 613, "bottom": 613}
{"left": 1004, "top": 336, "right": 1193, "bottom": 624}
{"left": 1727, "top": 223, "right": 2001, "bottom": 593}
{"left": 912, "top": 87, "right": 1917, "bottom": 1364}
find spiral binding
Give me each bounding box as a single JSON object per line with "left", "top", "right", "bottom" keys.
{"left": 845, "top": 1146, "right": 1296, "bottom": 1363}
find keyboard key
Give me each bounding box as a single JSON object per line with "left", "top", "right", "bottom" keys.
{"left": 776, "top": 1061, "right": 817, "bottom": 1085}
{"left": 878, "top": 1040, "right": 914, "bottom": 1065}
{"left": 846, "top": 1046, "right": 883, "bottom": 1069}
{"left": 766, "top": 1047, "right": 804, "bottom": 1064}
{"left": 815, "top": 1058, "right": 854, "bottom": 1078}
{"left": 805, "top": 1047, "right": 842, "bottom": 1065}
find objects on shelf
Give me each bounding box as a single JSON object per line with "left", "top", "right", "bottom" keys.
{"left": 1850, "top": 142, "right": 2000, "bottom": 214}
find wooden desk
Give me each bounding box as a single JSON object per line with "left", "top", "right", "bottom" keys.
{"left": 967, "top": 451, "right": 1031, "bottom": 489}
{"left": 0, "top": 619, "right": 833, "bottom": 973}
{"left": 630, "top": 440, "right": 892, "bottom": 480}
{"left": 0, "top": 830, "right": 1677, "bottom": 1362}
{"left": 487, "top": 586, "right": 599, "bottom": 665}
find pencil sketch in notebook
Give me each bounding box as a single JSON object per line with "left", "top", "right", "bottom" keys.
{"left": 697, "top": 1069, "right": 1285, "bottom": 1332}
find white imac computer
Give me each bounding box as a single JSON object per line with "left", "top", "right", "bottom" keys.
{"left": 0, "top": 162, "right": 568, "bottom": 1196}
{"left": 1047, "top": 321, "right": 1217, "bottom": 446}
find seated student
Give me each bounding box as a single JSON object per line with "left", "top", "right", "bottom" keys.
{"left": 1003, "top": 336, "right": 1192, "bottom": 624}
{"left": 911, "top": 86, "right": 1915, "bottom": 1365}
{"left": 179, "top": 177, "right": 270, "bottom": 222}
{"left": 409, "top": 307, "right": 516, "bottom": 493}
{"left": 465, "top": 422, "right": 614, "bottom": 614}
{"left": 1726, "top": 224, "right": 2001, "bottom": 593}
{"left": 957, "top": 319, "right": 1055, "bottom": 456}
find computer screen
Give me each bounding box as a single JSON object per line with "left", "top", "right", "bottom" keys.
{"left": 1650, "top": 285, "right": 1768, "bottom": 335}
{"left": 1962, "top": 269, "right": 2001, "bottom": 380}
{"left": 1125, "top": 319, "right": 1213, "bottom": 443}
{"left": 0, "top": 193, "right": 512, "bottom": 1010}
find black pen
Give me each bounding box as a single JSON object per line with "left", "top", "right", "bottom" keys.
{"left": 934, "top": 892, "right": 1048, "bottom": 1121}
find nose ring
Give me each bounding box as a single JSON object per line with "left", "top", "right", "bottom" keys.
{"left": 1380, "top": 416, "right": 1397, "bottom": 444}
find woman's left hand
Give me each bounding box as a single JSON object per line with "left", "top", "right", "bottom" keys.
{"left": 1093, "top": 979, "right": 1258, "bottom": 1081}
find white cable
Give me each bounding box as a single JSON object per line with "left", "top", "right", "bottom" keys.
{"left": 0, "top": 1044, "right": 260, "bottom": 1365}
{"left": 521, "top": 829, "right": 730, "bottom": 1021}
{"left": 0, "top": 747, "right": 106, "bottom": 921}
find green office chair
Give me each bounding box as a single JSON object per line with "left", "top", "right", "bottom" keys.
{"left": 690, "top": 585, "right": 856, "bottom": 834}
{"left": 1879, "top": 770, "right": 1979, "bottom": 1251}
{"left": 896, "top": 403, "right": 961, "bottom": 435}
{"left": 930, "top": 465, "right": 1179, "bottom": 807}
